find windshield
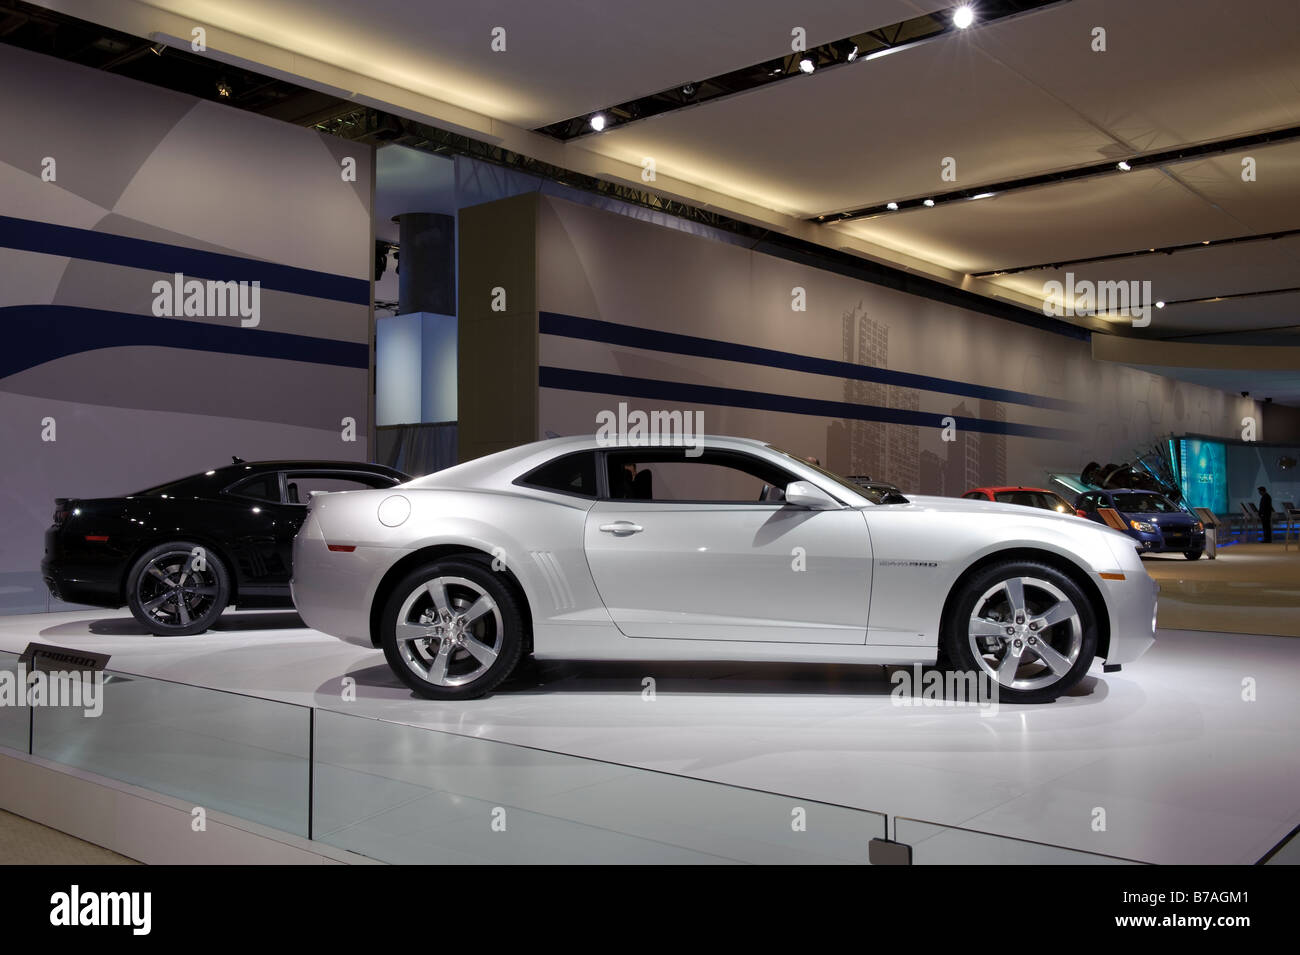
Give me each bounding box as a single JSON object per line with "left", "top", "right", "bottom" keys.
{"left": 1116, "top": 493, "right": 1178, "bottom": 514}
{"left": 766, "top": 446, "right": 907, "bottom": 504}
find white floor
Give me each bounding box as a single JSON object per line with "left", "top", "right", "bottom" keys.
{"left": 2, "top": 610, "right": 1297, "bottom": 864}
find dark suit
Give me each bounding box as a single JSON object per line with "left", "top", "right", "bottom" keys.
{"left": 1260, "top": 492, "right": 1273, "bottom": 543}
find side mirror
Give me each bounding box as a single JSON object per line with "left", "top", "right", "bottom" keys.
{"left": 784, "top": 481, "right": 839, "bottom": 510}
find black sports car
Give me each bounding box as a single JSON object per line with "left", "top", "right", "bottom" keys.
{"left": 42, "top": 459, "right": 409, "bottom": 635}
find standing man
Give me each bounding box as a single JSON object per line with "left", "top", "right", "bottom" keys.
{"left": 1259, "top": 486, "right": 1274, "bottom": 543}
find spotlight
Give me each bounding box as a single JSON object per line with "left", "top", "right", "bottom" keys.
{"left": 589, "top": 113, "right": 607, "bottom": 132}
{"left": 847, "top": 45, "right": 859, "bottom": 62}
{"left": 886, "top": 201, "right": 899, "bottom": 211}
{"left": 798, "top": 56, "right": 815, "bottom": 74}
{"left": 1116, "top": 160, "right": 1132, "bottom": 171}
{"left": 215, "top": 78, "right": 233, "bottom": 98}
{"left": 923, "top": 198, "right": 935, "bottom": 207}
{"left": 681, "top": 83, "right": 696, "bottom": 97}
{"left": 969, "top": 191, "right": 995, "bottom": 200}
{"left": 1155, "top": 301, "right": 1165, "bottom": 308}
{"left": 149, "top": 43, "right": 166, "bottom": 56}
{"left": 953, "top": 6, "right": 975, "bottom": 29}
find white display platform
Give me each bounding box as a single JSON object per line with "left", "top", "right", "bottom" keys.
{"left": 2, "top": 610, "right": 1297, "bottom": 864}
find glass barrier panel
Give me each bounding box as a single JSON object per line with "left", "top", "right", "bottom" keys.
{"left": 0, "top": 651, "right": 30, "bottom": 753}
{"left": 314, "top": 708, "right": 886, "bottom": 864}
{"left": 31, "top": 669, "right": 311, "bottom": 837}
{"left": 896, "top": 817, "right": 1143, "bottom": 864}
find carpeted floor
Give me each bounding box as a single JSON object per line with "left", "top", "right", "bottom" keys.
{"left": 1143, "top": 543, "right": 1300, "bottom": 637}
{"left": 0, "top": 809, "right": 137, "bottom": 865}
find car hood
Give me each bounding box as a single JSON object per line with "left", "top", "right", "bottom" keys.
{"left": 900, "top": 494, "right": 1083, "bottom": 525}
{"left": 1123, "top": 510, "right": 1194, "bottom": 523}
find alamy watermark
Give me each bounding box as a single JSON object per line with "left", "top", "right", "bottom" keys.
{"left": 890, "top": 664, "right": 999, "bottom": 717}
{"left": 1042, "top": 272, "right": 1151, "bottom": 327}
{"left": 595, "top": 401, "right": 704, "bottom": 456}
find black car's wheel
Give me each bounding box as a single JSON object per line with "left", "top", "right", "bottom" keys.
{"left": 126, "top": 541, "right": 229, "bottom": 635}
{"left": 1184, "top": 549, "right": 1203, "bottom": 560}
{"left": 942, "top": 560, "right": 1098, "bottom": 704}
{"left": 380, "top": 557, "right": 525, "bottom": 700}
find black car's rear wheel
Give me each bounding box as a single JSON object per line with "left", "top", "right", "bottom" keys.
{"left": 127, "top": 541, "right": 229, "bottom": 635}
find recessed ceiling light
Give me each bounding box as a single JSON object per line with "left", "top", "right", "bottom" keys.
{"left": 798, "top": 56, "right": 815, "bottom": 74}
{"left": 970, "top": 192, "right": 995, "bottom": 200}
{"left": 847, "top": 45, "right": 859, "bottom": 62}
{"left": 953, "top": 6, "right": 975, "bottom": 29}
{"left": 923, "top": 198, "right": 935, "bottom": 207}
{"left": 1116, "top": 160, "right": 1132, "bottom": 171}
{"left": 1155, "top": 301, "right": 1166, "bottom": 308}
{"left": 589, "top": 113, "right": 607, "bottom": 132}
{"left": 886, "top": 201, "right": 899, "bottom": 211}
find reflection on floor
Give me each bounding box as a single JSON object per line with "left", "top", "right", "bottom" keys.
{"left": 0, "top": 808, "right": 137, "bottom": 865}
{"left": 1144, "top": 543, "right": 1300, "bottom": 636}
{"left": 1, "top": 609, "right": 1297, "bottom": 864}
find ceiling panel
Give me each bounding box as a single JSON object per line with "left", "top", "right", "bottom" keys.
{"left": 583, "top": 22, "right": 1120, "bottom": 216}
{"left": 125, "top": 0, "right": 921, "bottom": 128}
{"left": 836, "top": 169, "right": 1241, "bottom": 274}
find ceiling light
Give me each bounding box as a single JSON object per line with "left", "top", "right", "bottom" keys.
{"left": 923, "top": 198, "right": 935, "bottom": 207}
{"left": 1116, "top": 160, "right": 1132, "bottom": 171}
{"left": 886, "top": 201, "right": 899, "bottom": 211}
{"left": 798, "top": 56, "right": 815, "bottom": 74}
{"left": 953, "top": 6, "right": 975, "bottom": 29}
{"left": 215, "top": 78, "right": 233, "bottom": 98}
{"left": 149, "top": 43, "right": 166, "bottom": 55}
{"left": 589, "top": 113, "right": 607, "bottom": 132}
{"left": 1156, "top": 301, "right": 1166, "bottom": 308}
{"left": 970, "top": 192, "right": 995, "bottom": 200}
{"left": 847, "top": 45, "right": 859, "bottom": 62}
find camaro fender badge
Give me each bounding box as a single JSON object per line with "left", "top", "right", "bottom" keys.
{"left": 879, "top": 560, "right": 938, "bottom": 568}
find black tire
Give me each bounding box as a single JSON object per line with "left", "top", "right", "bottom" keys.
{"left": 126, "top": 541, "right": 230, "bottom": 636}
{"left": 1184, "top": 549, "right": 1203, "bottom": 560}
{"left": 380, "top": 557, "right": 526, "bottom": 700}
{"left": 941, "top": 559, "right": 1098, "bottom": 704}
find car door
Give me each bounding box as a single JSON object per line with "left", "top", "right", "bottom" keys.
{"left": 582, "top": 448, "right": 872, "bottom": 644}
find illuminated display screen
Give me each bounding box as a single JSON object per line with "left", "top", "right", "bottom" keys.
{"left": 1179, "top": 439, "right": 1227, "bottom": 513}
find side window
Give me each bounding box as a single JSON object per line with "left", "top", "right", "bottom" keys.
{"left": 517, "top": 452, "right": 598, "bottom": 498}
{"left": 228, "top": 473, "right": 281, "bottom": 503}
{"left": 604, "top": 449, "right": 797, "bottom": 503}
{"left": 962, "top": 491, "right": 984, "bottom": 500}
{"left": 283, "top": 472, "right": 398, "bottom": 505}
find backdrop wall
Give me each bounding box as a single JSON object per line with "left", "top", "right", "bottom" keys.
{"left": 524, "top": 194, "right": 1256, "bottom": 492}
{"left": 0, "top": 44, "right": 374, "bottom": 612}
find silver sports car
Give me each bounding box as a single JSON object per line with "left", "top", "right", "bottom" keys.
{"left": 292, "top": 436, "right": 1156, "bottom": 703}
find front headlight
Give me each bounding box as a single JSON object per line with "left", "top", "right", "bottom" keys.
{"left": 1129, "top": 520, "right": 1156, "bottom": 533}
{"left": 1194, "top": 521, "right": 1204, "bottom": 531}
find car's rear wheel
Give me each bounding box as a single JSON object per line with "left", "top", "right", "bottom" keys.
{"left": 942, "top": 560, "right": 1098, "bottom": 703}
{"left": 380, "top": 558, "right": 525, "bottom": 700}
{"left": 127, "top": 541, "right": 229, "bottom": 636}
{"left": 1184, "top": 549, "right": 1203, "bottom": 560}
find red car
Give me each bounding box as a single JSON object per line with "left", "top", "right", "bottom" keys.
{"left": 962, "top": 486, "right": 1074, "bottom": 514}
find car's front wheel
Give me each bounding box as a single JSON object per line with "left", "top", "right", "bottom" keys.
{"left": 1184, "top": 549, "right": 1203, "bottom": 560}
{"left": 126, "top": 541, "right": 229, "bottom": 635}
{"left": 380, "top": 557, "right": 525, "bottom": 700}
{"left": 942, "top": 560, "right": 1098, "bottom": 703}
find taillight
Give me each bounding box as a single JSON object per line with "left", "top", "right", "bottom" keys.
{"left": 1076, "top": 508, "right": 1088, "bottom": 518}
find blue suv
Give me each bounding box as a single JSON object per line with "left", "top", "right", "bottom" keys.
{"left": 1075, "top": 489, "right": 1206, "bottom": 559}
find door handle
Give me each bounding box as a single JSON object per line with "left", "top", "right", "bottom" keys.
{"left": 599, "top": 521, "right": 644, "bottom": 535}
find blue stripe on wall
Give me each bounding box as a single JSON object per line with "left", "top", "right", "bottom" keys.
{"left": 539, "top": 367, "right": 1077, "bottom": 441}
{"left": 0, "top": 215, "right": 370, "bottom": 305}
{"left": 0, "top": 305, "right": 368, "bottom": 379}
{"left": 539, "top": 311, "right": 1079, "bottom": 413}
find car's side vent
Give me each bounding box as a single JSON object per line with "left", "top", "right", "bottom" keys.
{"left": 529, "top": 550, "right": 574, "bottom": 611}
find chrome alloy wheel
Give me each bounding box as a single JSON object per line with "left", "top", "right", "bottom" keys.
{"left": 967, "top": 576, "right": 1082, "bottom": 692}
{"left": 393, "top": 576, "right": 504, "bottom": 687}
{"left": 136, "top": 549, "right": 220, "bottom": 629}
